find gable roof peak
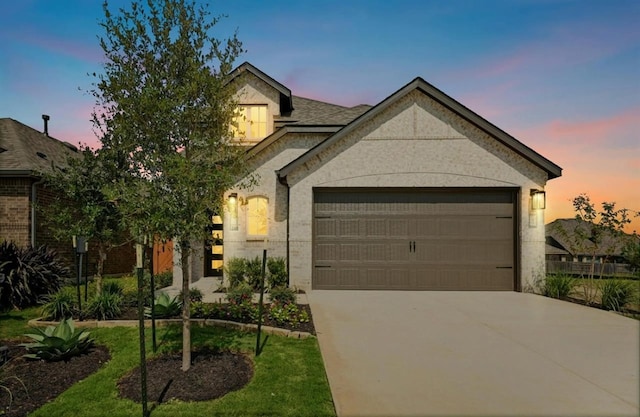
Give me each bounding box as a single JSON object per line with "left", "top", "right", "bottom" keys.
{"left": 229, "top": 62, "right": 293, "bottom": 113}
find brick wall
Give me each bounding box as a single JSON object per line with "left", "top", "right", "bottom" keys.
{"left": 0, "top": 178, "right": 135, "bottom": 276}
{"left": 0, "top": 178, "right": 31, "bottom": 246}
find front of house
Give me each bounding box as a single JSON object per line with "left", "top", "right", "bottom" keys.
{"left": 176, "top": 62, "right": 562, "bottom": 292}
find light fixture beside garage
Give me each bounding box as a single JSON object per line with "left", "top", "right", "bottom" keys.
{"left": 530, "top": 189, "right": 546, "bottom": 210}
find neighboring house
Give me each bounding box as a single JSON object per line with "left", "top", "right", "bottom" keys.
{"left": 0, "top": 117, "right": 134, "bottom": 275}
{"left": 546, "top": 218, "right": 634, "bottom": 264}
{"left": 175, "top": 62, "right": 562, "bottom": 292}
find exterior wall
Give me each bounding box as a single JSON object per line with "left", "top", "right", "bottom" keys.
{"left": 233, "top": 74, "right": 281, "bottom": 143}
{"left": 220, "top": 133, "right": 328, "bottom": 281}
{"left": 0, "top": 178, "right": 31, "bottom": 246}
{"left": 285, "top": 91, "right": 549, "bottom": 291}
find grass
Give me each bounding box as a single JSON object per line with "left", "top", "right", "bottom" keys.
{"left": 1, "top": 306, "right": 335, "bottom": 416}
{"left": 547, "top": 275, "right": 640, "bottom": 313}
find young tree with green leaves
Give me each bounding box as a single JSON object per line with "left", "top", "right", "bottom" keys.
{"left": 42, "top": 145, "right": 127, "bottom": 295}
{"left": 91, "top": 0, "right": 248, "bottom": 372}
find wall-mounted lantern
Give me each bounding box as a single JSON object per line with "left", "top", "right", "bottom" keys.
{"left": 530, "top": 189, "right": 546, "bottom": 210}
{"left": 228, "top": 192, "right": 239, "bottom": 231}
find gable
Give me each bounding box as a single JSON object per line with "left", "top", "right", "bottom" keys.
{"left": 277, "top": 77, "right": 562, "bottom": 185}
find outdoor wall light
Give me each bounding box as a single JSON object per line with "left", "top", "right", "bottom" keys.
{"left": 228, "top": 193, "right": 239, "bottom": 231}
{"left": 530, "top": 189, "right": 546, "bottom": 210}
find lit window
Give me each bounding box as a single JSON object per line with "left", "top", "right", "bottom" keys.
{"left": 247, "top": 196, "right": 268, "bottom": 236}
{"left": 232, "top": 105, "right": 268, "bottom": 140}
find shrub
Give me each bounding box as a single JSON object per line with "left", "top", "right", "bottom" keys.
{"left": 146, "top": 292, "right": 181, "bottom": 318}
{"left": 0, "top": 241, "right": 69, "bottom": 311}
{"left": 153, "top": 271, "right": 173, "bottom": 289}
{"left": 41, "top": 290, "right": 76, "bottom": 320}
{"left": 225, "top": 257, "right": 247, "bottom": 289}
{"left": 543, "top": 274, "right": 576, "bottom": 299}
{"left": 190, "top": 301, "right": 210, "bottom": 318}
{"left": 245, "top": 256, "right": 265, "bottom": 291}
{"left": 179, "top": 287, "right": 203, "bottom": 303}
{"left": 600, "top": 280, "right": 634, "bottom": 311}
{"left": 102, "top": 281, "right": 123, "bottom": 296}
{"left": 269, "top": 286, "right": 296, "bottom": 305}
{"left": 21, "top": 319, "right": 93, "bottom": 361}
{"left": 267, "top": 257, "right": 287, "bottom": 289}
{"left": 268, "top": 303, "right": 310, "bottom": 327}
{"left": 87, "top": 291, "right": 123, "bottom": 320}
{"left": 226, "top": 282, "right": 253, "bottom": 305}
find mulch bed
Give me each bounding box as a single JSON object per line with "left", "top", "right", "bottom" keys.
{"left": 118, "top": 349, "right": 253, "bottom": 403}
{"left": 0, "top": 341, "right": 111, "bottom": 417}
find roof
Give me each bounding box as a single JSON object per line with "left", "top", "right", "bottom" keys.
{"left": 228, "top": 62, "right": 294, "bottom": 114}
{"left": 0, "top": 117, "right": 78, "bottom": 178}
{"left": 545, "top": 218, "right": 634, "bottom": 257}
{"left": 277, "top": 77, "right": 562, "bottom": 183}
{"left": 280, "top": 96, "right": 372, "bottom": 126}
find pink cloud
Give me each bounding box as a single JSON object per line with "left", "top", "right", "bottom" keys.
{"left": 16, "top": 31, "right": 103, "bottom": 64}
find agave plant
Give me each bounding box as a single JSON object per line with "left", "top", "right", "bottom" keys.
{"left": 21, "top": 319, "right": 93, "bottom": 362}
{"left": 145, "top": 292, "right": 182, "bottom": 318}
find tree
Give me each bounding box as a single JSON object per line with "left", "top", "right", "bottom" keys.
{"left": 558, "top": 193, "right": 638, "bottom": 303}
{"left": 91, "top": 0, "right": 248, "bottom": 372}
{"left": 42, "top": 145, "right": 127, "bottom": 295}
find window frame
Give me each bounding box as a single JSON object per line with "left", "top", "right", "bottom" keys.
{"left": 246, "top": 195, "right": 269, "bottom": 238}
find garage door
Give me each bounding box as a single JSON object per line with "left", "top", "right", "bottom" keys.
{"left": 313, "top": 188, "right": 516, "bottom": 290}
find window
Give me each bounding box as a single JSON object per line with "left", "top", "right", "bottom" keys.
{"left": 247, "top": 196, "right": 268, "bottom": 236}
{"left": 232, "top": 105, "right": 268, "bottom": 141}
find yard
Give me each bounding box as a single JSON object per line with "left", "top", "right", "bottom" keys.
{"left": 0, "top": 284, "right": 335, "bottom": 417}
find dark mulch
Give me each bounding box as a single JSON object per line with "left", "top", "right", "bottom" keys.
{"left": 0, "top": 341, "right": 111, "bottom": 417}
{"left": 118, "top": 349, "right": 253, "bottom": 403}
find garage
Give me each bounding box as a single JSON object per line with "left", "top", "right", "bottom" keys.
{"left": 313, "top": 188, "right": 517, "bottom": 290}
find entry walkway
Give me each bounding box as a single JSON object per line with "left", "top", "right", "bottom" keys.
{"left": 310, "top": 291, "right": 639, "bottom": 417}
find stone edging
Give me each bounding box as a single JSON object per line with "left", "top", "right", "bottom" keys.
{"left": 27, "top": 318, "right": 313, "bottom": 340}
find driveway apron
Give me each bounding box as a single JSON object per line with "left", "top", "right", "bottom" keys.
{"left": 309, "top": 291, "right": 639, "bottom": 417}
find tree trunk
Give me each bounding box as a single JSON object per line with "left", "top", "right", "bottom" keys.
{"left": 180, "top": 243, "right": 191, "bottom": 371}
{"left": 95, "top": 243, "right": 107, "bottom": 296}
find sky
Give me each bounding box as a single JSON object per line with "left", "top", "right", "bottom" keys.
{"left": 1, "top": 0, "right": 638, "bottom": 232}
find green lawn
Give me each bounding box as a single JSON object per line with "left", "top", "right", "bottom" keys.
{"left": 1, "top": 308, "right": 335, "bottom": 416}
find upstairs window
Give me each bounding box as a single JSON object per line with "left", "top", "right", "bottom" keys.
{"left": 232, "top": 105, "right": 268, "bottom": 141}
{"left": 247, "top": 196, "right": 268, "bottom": 237}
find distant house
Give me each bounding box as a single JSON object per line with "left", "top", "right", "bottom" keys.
{"left": 0, "top": 116, "right": 134, "bottom": 275}
{"left": 175, "top": 62, "right": 562, "bottom": 292}
{"left": 545, "top": 218, "right": 636, "bottom": 275}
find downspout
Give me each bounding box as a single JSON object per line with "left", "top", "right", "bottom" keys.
{"left": 276, "top": 171, "right": 290, "bottom": 286}
{"left": 31, "top": 176, "right": 45, "bottom": 247}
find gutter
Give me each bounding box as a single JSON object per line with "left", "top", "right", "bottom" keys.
{"left": 277, "top": 172, "right": 291, "bottom": 286}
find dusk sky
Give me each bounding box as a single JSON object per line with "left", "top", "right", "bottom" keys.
{"left": 1, "top": 0, "right": 638, "bottom": 231}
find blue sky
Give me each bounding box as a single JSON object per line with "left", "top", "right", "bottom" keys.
{"left": 1, "top": 0, "right": 638, "bottom": 229}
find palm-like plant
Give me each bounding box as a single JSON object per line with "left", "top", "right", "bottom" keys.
{"left": 21, "top": 319, "right": 93, "bottom": 361}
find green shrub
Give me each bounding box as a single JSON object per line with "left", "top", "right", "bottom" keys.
{"left": 600, "top": 280, "right": 634, "bottom": 311}
{"left": 543, "top": 274, "right": 576, "bottom": 299}
{"left": 268, "top": 303, "right": 310, "bottom": 326}
{"left": 226, "top": 282, "right": 253, "bottom": 305}
{"left": 87, "top": 291, "right": 123, "bottom": 320}
{"left": 190, "top": 301, "right": 210, "bottom": 318}
{"left": 146, "top": 292, "right": 181, "bottom": 318}
{"left": 21, "top": 319, "right": 93, "bottom": 361}
{"left": 179, "top": 287, "right": 203, "bottom": 303}
{"left": 269, "top": 286, "right": 296, "bottom": 305}
{"left": 0, "top": 241, "right": 69, "bottom": 311}
{"left": 102, "top": 281, "right": 123, "bottom": 296}
{"left": 245, "top": 256, "right": 265, "bottom": 291}
{"left": 225, "top": 257, "right": 247, "bottom": 289}
{"left": 40, "top": 290, "right": 76, "bottom": 320}
{"left": 267, "top": 257, "right": 287, "bottom": 289}
{"left": 153, "top": 271, "right": 173, "bottom": 289}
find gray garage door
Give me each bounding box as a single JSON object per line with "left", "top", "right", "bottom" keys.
{"left": 313, "top": 188, "right": 516, "bottom": 290}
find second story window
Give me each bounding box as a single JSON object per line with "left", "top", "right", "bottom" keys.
{"left": 232, "top": 105, "right": 267, "bottom": 141}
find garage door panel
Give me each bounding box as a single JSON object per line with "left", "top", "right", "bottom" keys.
{"left": 313, "top": 189, "right": 516, "bottom": 290}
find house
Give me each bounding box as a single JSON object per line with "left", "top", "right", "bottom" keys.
{"left": 545, "top": 218, "right": 636, "bottom": 275}
{"left": 0, "top": 117, "right": 134, "bottom": 275}
{"left": 176, "top": 62, "right": 562, "bottom": 292}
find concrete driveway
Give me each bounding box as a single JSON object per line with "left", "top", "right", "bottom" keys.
{"left": 309, "top": 291, "right": 639, "bottom": 417}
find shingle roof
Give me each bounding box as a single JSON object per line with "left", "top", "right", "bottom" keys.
{"left": 545, "top": 218, "right": 634, "bottom": 257}
{"left": 279, "top": 96, "right": 372, "bottom": 126}
{"left": 0, "top": 118, "right": 78, "bottom": 177}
